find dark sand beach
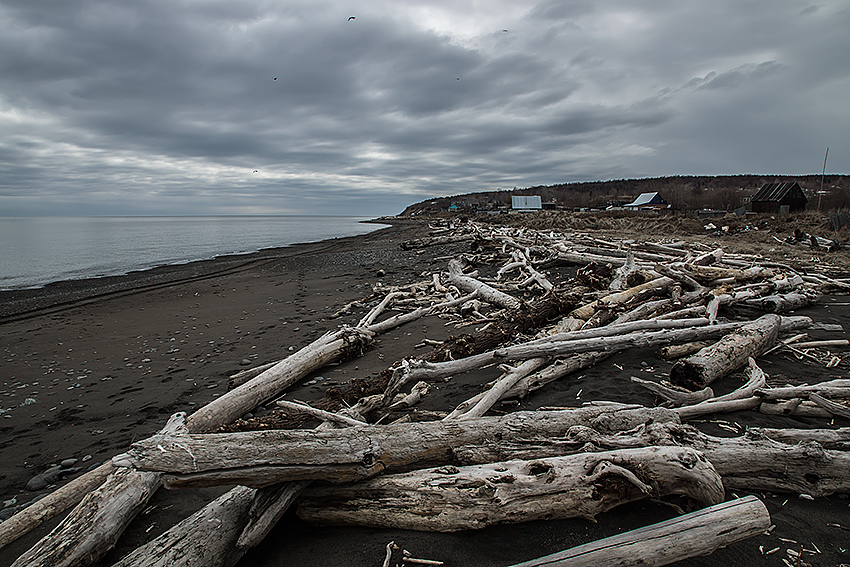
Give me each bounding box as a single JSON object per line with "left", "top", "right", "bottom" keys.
{"left": 2, "top": 217, "right": 850, "bottom": 566}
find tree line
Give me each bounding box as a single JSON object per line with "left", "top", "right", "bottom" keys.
{"left": 402, "top": 174, "right": 850, "bottom": 215}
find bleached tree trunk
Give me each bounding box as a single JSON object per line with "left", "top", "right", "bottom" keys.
{"left": 669, "top": 314, "right": 781, "bottom": 390}
{"left": 452, "top": 421, "right": 850, "bottom": 497}
{"left": 451, "top": 358, "right": 549, "bottom": 420}
{"left": 754, "top": 379, "right": 850, "bottom": 400}
{"left": 570, "top": 277, "right": 675, "bottom": 320}
{"left": 109, "top": 485, "right": 255, "bottom": 567}
{"left": 12, "top": 469, "right": 161, "bottom": 567}
{"left": 187, "top": 326, "right": 372, "bottom": 432}
{"left": 745, "top": 292, "right": 817, "bottom": 313}
{"left": 631, "top": 377, "right": 714, "bottom": 407}
{"left": 295, "top": 447, "right": 724, "bottom": 531}
{"left": 446, "top": 259, "right": 522, "bottom": 310}
{"left": 113, "top": 406, "right": 680, "bottom": 489}
{"left": 508, "top": 496, "right": 770, "bottom": 567}
{"left": 752, "top": 427, "right": 850, "bottom": 450}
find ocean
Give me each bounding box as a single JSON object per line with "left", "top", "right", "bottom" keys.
{"left": 0, "top": 216, "right": 385, "bottom": 290}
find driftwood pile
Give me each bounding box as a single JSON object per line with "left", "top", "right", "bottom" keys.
{"left": 4, "top": 219, "right": 850, "bottom": 567}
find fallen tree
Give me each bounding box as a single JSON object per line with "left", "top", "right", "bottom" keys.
{"left": 452, "top": 421, "right": 850, "bottom": 497}
{"left": 669, "top": 314, "right": 781, "bottom": 390}
{"left": 296, "top": 446, "right": 724, "bottom": 531}
{"left": 113, "top": 406, "right": 681, "bottom": 488}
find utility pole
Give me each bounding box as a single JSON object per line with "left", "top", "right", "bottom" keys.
{"left": 819, "top": 146, "right": 829, "bottom": 211}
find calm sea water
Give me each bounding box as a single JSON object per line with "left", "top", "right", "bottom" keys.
{"left": 0, "top": 216, "right": 384, "bottom": 290}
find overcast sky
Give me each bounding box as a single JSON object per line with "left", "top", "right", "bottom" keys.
{"left": 1, "top": 1, "right": 848, "bottom": 217}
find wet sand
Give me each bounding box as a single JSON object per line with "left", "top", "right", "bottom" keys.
{"left": 1, "top": 218, "right": 849, "bottom": 566}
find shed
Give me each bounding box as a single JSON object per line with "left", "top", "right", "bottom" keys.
{"left": 511, "top": 195, "right": 542, "bottom": 210}
{"left": 624, "top": 192, "right": 668, "bottom": 209}
{"left": 751, "top": 182, "right": 807, "bottom": 213}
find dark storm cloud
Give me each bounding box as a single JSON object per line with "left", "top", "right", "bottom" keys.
{"left": 0, "top": 0, "right": 847, "bottom": 216}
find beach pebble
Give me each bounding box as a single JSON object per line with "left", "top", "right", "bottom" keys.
{"left": 25, "top": 464, "right": 81, "bottom": 491}
{"left": 60, "top": 458, "right": 78, "bottom": 468}
{"left": 240, "top": 359, "right": 251, "bottom": 366}
{"left": 0, "top": 507, "right": 16, "bottom": 521}
{"left": 26, "top": 466, "right": 61, "bottom": 491}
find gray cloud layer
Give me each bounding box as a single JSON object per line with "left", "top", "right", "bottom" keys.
{"left": 1, "top": 0, "right": 847, "bottom": 216}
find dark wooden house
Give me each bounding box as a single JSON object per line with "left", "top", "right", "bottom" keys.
{"left": 751, "top": 182, "right": 807, "bottom": 213}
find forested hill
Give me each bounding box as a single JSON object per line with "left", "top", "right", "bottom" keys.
{"left": 401, "top": 174, "right": 850, "bottom": 215}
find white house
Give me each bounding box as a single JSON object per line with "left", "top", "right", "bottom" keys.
{"left": 511, "top": 195, "right": 542, "bottom": 210}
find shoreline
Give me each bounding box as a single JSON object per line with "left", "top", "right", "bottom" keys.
{"left": 0, "top": 217, "right": 405, "bottom": 321}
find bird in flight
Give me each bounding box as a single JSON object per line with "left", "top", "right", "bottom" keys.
{"left": 348, "top": 16, "right": 355, "bottom": 21}
{"left": 253, "top": 170, "right": 259, "bottom": 174}
{"left": 273, "top": 77, "right": 277, "bottom": 80}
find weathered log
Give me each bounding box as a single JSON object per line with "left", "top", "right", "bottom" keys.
{"left": 672, "top": 358, "right": 767, "bottom": 418}
{"left": 12, "top": 469, "right": 161, "bottom": 567}
{"left": 507, "top": 496, "right": 770, "bottom": 567}
{"left": 753, "top": 427, "right": 850, "bottom": 450}
{"left": 295, "top": 446, "right": 724, "bottom": 531}
{"left": 228, "top": 361, "right": 278, "bottom": 389}
{"left": 674, "top": 397, "right": 761, "bottom": 419}
{"left": 754, "top": 379, "right": 850, "bottom": 400}
{"left": 236, "top": 480, "right": 311, "bottom": 550}
{"left": 757, "top": 398, "right": 834, "bottom": 418}
{"left": 453, "top": 358, "right": 548, "bottom": 420}
{"left": 680, "top": 264, "right": 773, "bottom": 283}
{"left": 652, "top": 263, "right": 704, "bottom": 291}
{"left": 275, "top": 400, "right": 368, "bottom": 426}
{"left": 630, "top": 377, "right": 713, "bottom": 407}
{"left": 611, "top": 298, "right": 673, "bottom": 325}
{"left": 744, "top": 292, "right": 817, "bottom": 313}
{"left": 669, "top": 314, "right": 781, "bottom": 390}
{"left": 385, "top": 317, "right": 811, "bottom": 400}
{"left": 109, "top": 485, "right": 255, "bottom": 567}
{"left": 570, "top": 277, "right": 675, "bottom": 320}
{"left": 657, "top": 341, "right": 712, "bottom": 359}
{"left": 505, "top": 352, "right": 611, "bottom": 399}
{"left": 187, "top": 326, "right": 372, "bottom": 433}
{"left": 792, "top": 339, "right": 850, "bottom": 349}
{"left": 453, "top": 421, "right": 850, "bottom": 496}
{"left": 365, "top": 290, "right": 479, "bottom": 335}
{"left": 0, "top": 462, "right": 116, "bottom": 550}
{"left": 445, "top": 352, "right": 610, "bottom": 417}
{"left": 401, "top": 233, "right": 476, "bottom": 250}
{"left": 608, "top": 252, "right": 636, "bottom": 291}
{"left": 446, "top": 259, "right": 522, "bottom": 310}
{"left": 808, "top": 392, "right": 850, "bottom": 419}
{"left": 114, "top": 406, "right": 680, "bottom": 488}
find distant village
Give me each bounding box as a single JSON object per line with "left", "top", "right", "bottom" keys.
{"left": 403, "top": 175, "right": 850, "bottom": 220}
